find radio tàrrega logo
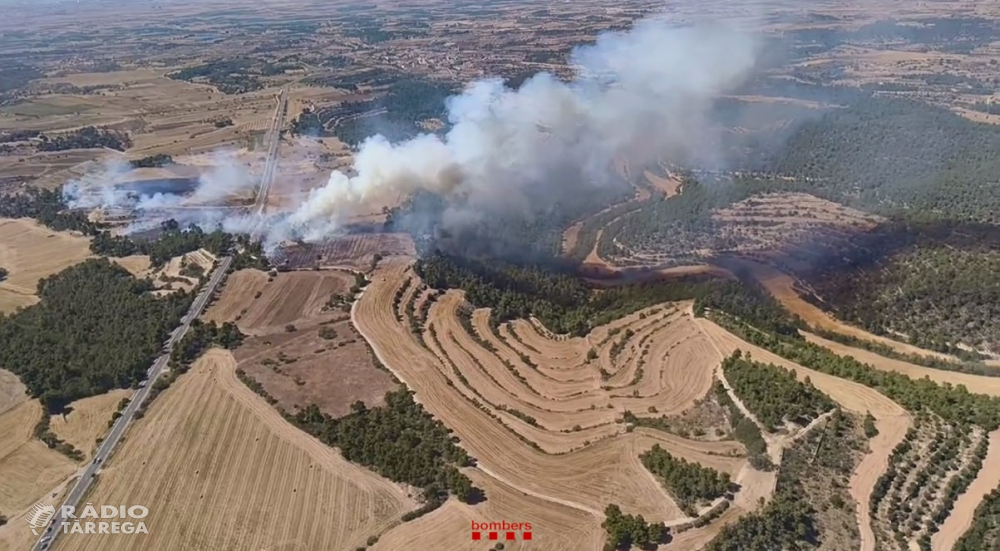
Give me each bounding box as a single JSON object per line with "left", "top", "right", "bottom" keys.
{"left": 24, "top": 503, "right": 55, "bottom": 536}
{"left": 23, "top": 501, "right": 150, "bottom": 536}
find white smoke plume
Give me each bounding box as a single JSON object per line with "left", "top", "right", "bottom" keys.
{"left": 277, "top": 19, "right": 760, "bottom": 242}
{"left": 62, "top": 150, "right": 255, "bottom": 215}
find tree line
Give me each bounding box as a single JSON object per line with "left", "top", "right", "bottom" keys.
{"left": 289, "top": 388, "right": 482, "bottom": 506}
{"left": 169, "top": 320, "right": 244, "bottom": 369}
{"left": 91, "top": 219, "right": 233, "bottom": 266}
{"left": 710, "top": 311, "right": 1000, "bottom": 431}
{"left": 955, "top": 486, "right": 1000, "bottom": 550}
{"left": 37, "top": 126, "right": 131, "bottom": 152}
{"left": 640, "top": 444, "right": 732, "bottom": 516}
{"left": 128, "top": 154, "right": 173, "bottom": 168}
{"left": 0, "top": 186, "right": 98, "bottom": 235}
{"left": 602, "top": 504, "right": 666, "bottom": 551}
{"left": 705, "top": 483, "right": 818, "bottom": 551}
{"left": 416, "top": 252, "right": 800, "bottom": 337}
{"left": 713, "top": 381, "right": 772, "bottom": 470}
{"left": 722, "top": 351, "right": 834, "bottom": 431}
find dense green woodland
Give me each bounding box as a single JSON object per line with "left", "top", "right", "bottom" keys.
{"left": 291, "top": 389, "right": 481, "bottom": 505}
{"left": 0, "top": 186, "right": 98, "bottom": 235}
{"left": 37, "top": 126, "right": 131, "bottom": 152}
{"left": 722, "top": 351, "right": 834, "bottom": 431}
{"left": 128, "top": 154, "right": 173, "bottom": 168}
{"left": 167, "top": 59, "right": 295, "bottom": 94}
{"left": 416, "top": 252, "right": 799, "bottom": 337}
{"left": 640, "top": 444, "right": 731, "bottom": 516}
{"left": 769, "top": 97, "right": 1000, "bottom": 224}
{"left": 91, "top": 219, "right": 233, "bottom": 266}
{"left": 808, "top": 244, "right": 1000, "bottom": 354}
{"left": 0, "top": 259, "right": 190, "bottom": 412}
{"left": 706, "top": 485, "right": 818, "bottom": 550}
{"left": 329, "top": 79, "right": 457, "bottom": 145}
{"left": 601, "top": 504, "right": 666, "bottom": 551}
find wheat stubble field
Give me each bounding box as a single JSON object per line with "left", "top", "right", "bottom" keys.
{"left": 54, "top": 349, "right": 415, "bottom": 551}
{"left": 0, "top": 218, "right": 91, "bottom": 314}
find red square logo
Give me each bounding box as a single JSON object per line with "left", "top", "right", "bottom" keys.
{"left": 489, "top": 532, "right": 498, "bottom": 540}
{"left": 524, "top": 532, "right": 533, "bottom": 540}
{"left": 471, "top": 532, "right": 480, "bottom": 541}
{"left": 506, "top": 532, "right": 515, "bottom": 540}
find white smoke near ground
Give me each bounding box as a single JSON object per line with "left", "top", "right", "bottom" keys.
{"left": 62, "top": 150, "right": 256, "bottom": 217}
{"left": 270, "top": 19, "right": 760, "bottom": 245}
{"left": 187, "top": 151, "right": 254, "bottom": 204}
{"left": 62, "top": 158, "right": 138, "bottom": 210}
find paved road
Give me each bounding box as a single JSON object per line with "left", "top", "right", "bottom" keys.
{"left": 33, "top": 256, "right": 233, "bottom": 551}
{"left": 253, "top": 86, "right": 288, "bottom": 216}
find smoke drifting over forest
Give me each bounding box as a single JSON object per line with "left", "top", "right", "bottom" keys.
{"left": 278, "top": 19, "right": 760, "bottom": 244}
{"left": 65, "top": 17, "right": 761, "bottom": 250}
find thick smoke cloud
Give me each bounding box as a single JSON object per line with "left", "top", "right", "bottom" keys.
{"left": 63, "top": 17, "right": 761, "bottom": 252}
{"left": 276, "top": 19, "right": 760, "bottom": 243}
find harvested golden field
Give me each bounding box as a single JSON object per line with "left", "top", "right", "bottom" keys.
{"left": 353, "top": 259, "right": 769, "bottom": 536}
{"left": 202, "top": 267, "right": 269, "bottom": 324}
{"left": 55, "top": 349, "right": 416, "bottom": 551}
{"left": 0, "top": 371, "right": 75, "bottom": 550}
{"left": 372, "top": 468, "right": 604, "bottom": 551}
{"left": 0, "top": 69, "right": 281, "bottom": 158}
{"left": 0, "top": 368, "right": 28, "bottom": 416}
{"left": 0, "top": 482, "right": 68, "bottom": 551}
{"left": 0, "top": 399, "right": 76, "bottom": 521}
{"left": 210, "top": 267, "right": 396, "bottom": 418}
{"left": 109, "top": 254, "right": 151, "bottom": 276}
{"left": 0, "top": 390, "right": 128, "bottom": 549}
{"left": 804, "top": 331, "right": 1000, "bottom": 397}
{"left": 206, "top": 269, "right": 351, "bottom": 334}
{"left": 50, "top": 389, "right": 132, "bottom": 462}
{"left": 424, "top": 290, "right": 724, "bottom": 453}
{"left": 0, "top": 218, "right": 92, "bottom": 313}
